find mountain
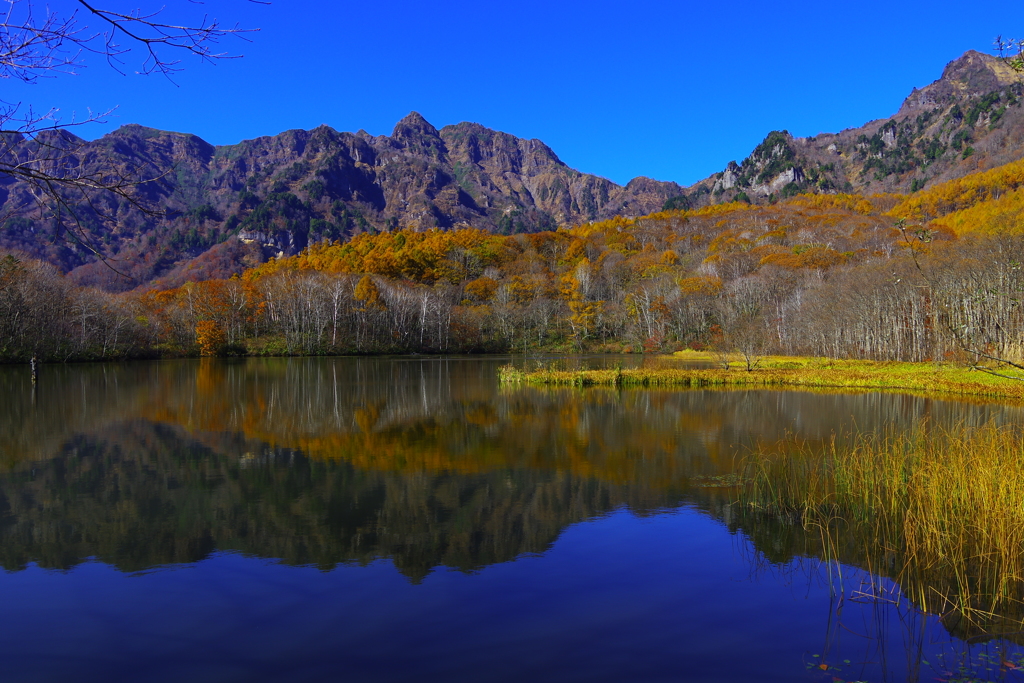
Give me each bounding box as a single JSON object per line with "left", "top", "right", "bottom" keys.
{"left": 0, "top": 114, "right": 683, "bottom": 290}
{"left": 685, "top": 50, "right": 1024, "bottom": 206}
{"left": 5, "top": 49, "right": 1024, "bottom": 290}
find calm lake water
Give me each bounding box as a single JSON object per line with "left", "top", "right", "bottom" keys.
{"left": 1, "top": 356, "right": 1024, "bottom": 683}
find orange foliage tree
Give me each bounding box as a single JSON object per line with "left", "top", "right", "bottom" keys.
{"left": 195, "top": 320, "right": 227, "bottom": 357}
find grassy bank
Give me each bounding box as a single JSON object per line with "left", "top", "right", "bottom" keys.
{"left": 741, "top": 421, "right": 1024, "bottom": 631}
{"left": 498, "top": 353, "right": 1024, "bottom": 401}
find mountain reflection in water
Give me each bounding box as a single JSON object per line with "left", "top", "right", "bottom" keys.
{"left": 1, "top": 357, "right": 1024, "bottom": 682}
{"left": 0, "top": 356, "right": 1021, "bottom": 581}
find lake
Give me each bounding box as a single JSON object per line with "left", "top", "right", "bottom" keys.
{"left": 1, "top": 356, "right": 1023, "bottom": 682}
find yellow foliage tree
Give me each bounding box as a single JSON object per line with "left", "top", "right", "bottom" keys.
{"left": 195, "top": 320, "right": 227, "bottom": 357}
{"left": 354, "top": 274, "right": 385, "bottom": 311}
{"left": 560, "top": 262, "right": 601, "bottom": 348}
{"left": 464, "top": 276, "right": 498, "bottom": 302}
{"left": 889, "top": 158, "right": 1024, "bottom": 221}
{"left": 677, "top": 276, "right": 722, "bottom": 296}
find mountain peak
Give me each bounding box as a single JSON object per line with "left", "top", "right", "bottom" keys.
{"left": 940, "top": 49, "right": 1019, "bottom": 88}
{"left": 108, "top": 123, "right": 164, "bottom": 139}
{"left": 393, "top": 111, "right": 440, "bottom": 139}
{"left": 898, "top": 50, "right": 1020, "bottom": 116}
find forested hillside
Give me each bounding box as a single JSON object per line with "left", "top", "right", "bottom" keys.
{"left": 6, "top": 47, "right": 1024, "bottom": 363}
{"left": 5, "top": 153, "right": 1024, "bottom": 364}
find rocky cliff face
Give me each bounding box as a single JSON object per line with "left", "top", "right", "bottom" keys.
{"left": 0, "top": 114, "right": 683, "bottom": 289}
{"left": 687, "top": 50, "right": 1024, "bottom": 206}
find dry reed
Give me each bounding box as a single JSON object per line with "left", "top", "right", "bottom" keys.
{"left": 742, "top": 421, "right": 1024, "bottom": 632}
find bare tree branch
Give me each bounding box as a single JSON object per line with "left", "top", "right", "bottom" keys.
{"left": 996, "top": 36, "right": 1024, "bottom": 73}
{"left": 0, "top": 0, "right": 262, "bottom": 260}
{"left": 75, "top": 0, "right": 261, "bottom": 78}
{"left": 897, "top": 218, "right": 1024, "bottom": 379}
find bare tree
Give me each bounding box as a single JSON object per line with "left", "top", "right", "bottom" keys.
{"left": 895, "top": 219, "right": 1024, "bottom": 377}
{"left": 716, "top": 275, "right": 771, "bottom": 371}
{"left": 0, "top": 0, "right": 261, "bottom": 254}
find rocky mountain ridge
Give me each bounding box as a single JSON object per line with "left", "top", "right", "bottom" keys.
{"left": 686, "top": 50, "right": 1024, "bottom": 206}
{"left": 4, "top": 49, "right": 1024, "bottom": 289}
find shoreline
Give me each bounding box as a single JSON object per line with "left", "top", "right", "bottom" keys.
{"left": 499, "top": 353, "right": 1024, "bottom": 401}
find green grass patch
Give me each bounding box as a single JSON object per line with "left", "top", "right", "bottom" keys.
{"left": 499, "top": 354, "right": 1024, "bottom": 401}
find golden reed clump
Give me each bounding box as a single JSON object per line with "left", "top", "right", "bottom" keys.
{"left": 742, "top": 420, "right": 1024, "bottom": 633}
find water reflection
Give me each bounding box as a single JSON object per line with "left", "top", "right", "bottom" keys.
{"left": 2, "top": 357, "right": 1024, "bottom": 681}
{"left": 1, "top": 357, "right": 1023, "bottom": 581}
{"left": 4, "top": 356, "right": 1019, "bottom": 471}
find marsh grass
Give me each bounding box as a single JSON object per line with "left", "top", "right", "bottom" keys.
{"left": 742, "top": 421, "right": 1024, "bottom": 633}
{"left": 499, "top": 355, "right": 1024, "bottom": 401}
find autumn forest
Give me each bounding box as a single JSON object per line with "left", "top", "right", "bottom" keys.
{"left": 5, "top": 157, "right": 1024, "bottom": 367}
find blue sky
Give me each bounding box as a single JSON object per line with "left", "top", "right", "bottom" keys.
{"left": 7, "top": 0, "right": 1016, "bottom": 187}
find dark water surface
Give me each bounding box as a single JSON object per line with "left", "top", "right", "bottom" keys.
{"left": 1, "top": 356, "right": 1023, "bottom": 682}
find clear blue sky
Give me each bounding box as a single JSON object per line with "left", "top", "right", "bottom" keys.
{"left": 7, "top": 0, "right": 1015, "bottom": 187}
